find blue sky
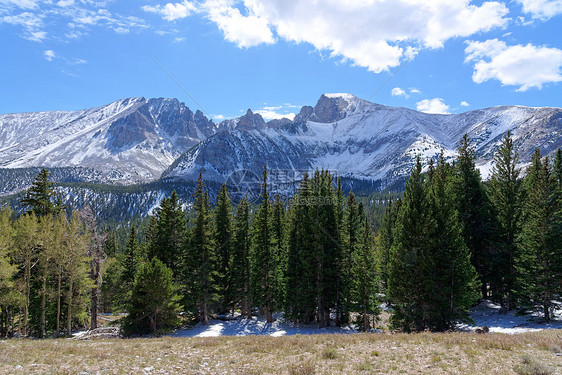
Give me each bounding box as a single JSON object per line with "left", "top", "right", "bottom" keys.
{"left": 1, "top": 0, "right": 561, "bottom": 121}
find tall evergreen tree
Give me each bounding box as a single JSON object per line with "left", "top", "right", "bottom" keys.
{"left": 214, "top": 184, "right": 233, "bottom": 313}
{"left": 489, "top": 131, "right": 523, "bottom": 309}
{"left": 146, "top": 191, "right": 187, "bottom": 275}
{"left": 20, "top": 168, "right": 63, "bottom": 218}
{"left": 377, "top": 195, "right": 395, "bottom": 295}
{"left": 230, "top": 197, "right": 252, "bottom": 317}
{"left": 187, "top": 174, "right": 216, "bottom": 324}
{"left": 553, "top": 148, "right": 562, "bottom": 186}
{"left": 427, "top": 155, "right": 479, "bottom": 329}
{"left": 250, "top": 164, "right": 279, "bottom": 323}
{"left": 388, "top": 157, "right": 478, "bottom": 331}
{"left": 350, "top": 209, "right": 379, "bottom": 331}
{"left": 452, "top": 134, "right": 495, "bottom": 298}
{"left": 271, "top": 194, "right": 287, "bottom": 307}
{"left": 285, "top": 173, "right": 316, "bottom": 323}
{"left": 517, "top": 151, "right": 562, "bottom": 320}
{"left": 341, "top": 192, "right": 361, "bottom": 323}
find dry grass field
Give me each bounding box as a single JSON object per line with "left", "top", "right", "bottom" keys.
{"left": 0, "top": 330, "right": 561, "bottom": 374}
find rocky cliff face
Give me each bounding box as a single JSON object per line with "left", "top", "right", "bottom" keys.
{"left": 0, "top": 97, "right": 218, "bottom": 184}
{"left": 2, "top": 94, "right": 561, "bottom": 193}
{"left": 164, "top": 94, "right": 562, "bottom": 191}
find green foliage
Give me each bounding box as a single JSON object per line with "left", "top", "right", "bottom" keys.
{"left": 516, "top": 150, "right": 562, "bottom": 320}
{"left": 451, "top": 134, "right": 495, "bottom": 298}
{"left": 146, "top": 191, "right": 188, "bottom": 274}
{"left": 489, "top": 131, "right": 523, "bottom": 309}
{"left": 250, "top": 164, "right": 280, "bottom": 323}
{"left": 388, "top": 156, "right": 478, "bottom": 332}
{"left": 20, "top": 168, "right": 64, "bottom": 218}
{"left": 123, "top": 257, "right": 182, "bottom": 336}
{"left": 185, "top": 174, "right": 216, "bottom": 324}
{"left": 214, "top": 184, "right": 233, "bottom": 312}
{"left": 229, "top": 197, "right": 252, "bottom": 317}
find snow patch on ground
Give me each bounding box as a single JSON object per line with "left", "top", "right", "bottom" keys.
{"left": 171, "top": 314, "right": 356, "bottom": 338}
{"left": 459, "top": 300, "right": 562, "bottom": 334}
{"left": 171, "top": 301, "right": 562, "bottom": 337}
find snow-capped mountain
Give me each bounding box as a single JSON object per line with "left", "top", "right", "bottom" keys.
{"left": 0, "top": 97, "right": 217, "bottom": 184}
{"left": 163, "top": 93, "right": 562, "bottom": 190}
{"left": 2, "top": 93, "right": 561, "bottom": 194}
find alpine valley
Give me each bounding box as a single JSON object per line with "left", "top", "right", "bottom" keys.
{"left": 1, "top": 93, "right": 561, "bottom": 218}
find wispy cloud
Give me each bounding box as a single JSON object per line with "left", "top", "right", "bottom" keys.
{"left": 142, "top": 0, "right": 196, "bottom": 22}
{"left": 43, "top": 49, "right": 56, "bottom": 61}
{"left": 0, "top": 1, "right": 148, "bottom": 42}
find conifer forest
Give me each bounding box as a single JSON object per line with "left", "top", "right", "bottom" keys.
{"left": 0, "top": 132, "right": 561, "bottom": 338}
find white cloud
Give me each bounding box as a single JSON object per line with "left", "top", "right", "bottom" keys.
{"left": 223, "top": 0, "right": 509, "bottom": 72}
{"left": 465, "top": 39, "right": 562, "bottom": 91}
{"left": 174, "top": 36, "right": 186, "bottom": 42}
{"left": 142, "top": 0, "right": 196, "bottom": 21}
{"left": 416, "top": 98, "right": 450, "bottom": 114}
{"left": 460, "top": 101, "right": 470, "bottom": 106}
{"left": 201, "top": 0, "right": 275, "bottom": 48}
{"left": 0, "top": 0, "right": 39, "bottom": 9}
{"left": 516, "top": 0, "right": 562, "bottom": 20}
{"left": 1, "top": 1, "right": 148, "bottom": 42}
{"left": 391, "top": 87, "right": 408, "bottom": 97}
{"left": 43, "top": 49, "right": 55, "bottom": 61}
{"left": 255, "top": 105, "right": 296, "bottom": 121}
{"left": 57, "top": 0, "right": 74, "bottom": 6}
{"left": 409, "top": 88, "right": 421, "bottom": 94}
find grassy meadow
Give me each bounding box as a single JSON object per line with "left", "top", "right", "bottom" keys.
{"left": 1, "top": 330, "right": 561, "bottom": 374}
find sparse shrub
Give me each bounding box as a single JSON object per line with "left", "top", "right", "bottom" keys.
{"left": 320, "top": 347, "right": 338, "bottom": 360}
{"left": 288, "top": 358, "right": 316, "bottom": 375}
{"left": 513, "top": 354, "right": 554, "bottom": 375}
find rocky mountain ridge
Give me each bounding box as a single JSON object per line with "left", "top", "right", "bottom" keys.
{"left": 2, "top": 94, "right": 561, "bottom": 195}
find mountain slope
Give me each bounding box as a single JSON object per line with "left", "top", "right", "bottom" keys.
{"left": 0, "top": 97, "right": 217, "bottom": 184}
{"left": 163, "top": 94, "right": 562, "bottom": 190}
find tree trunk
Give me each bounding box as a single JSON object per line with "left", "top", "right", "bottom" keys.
{"left": 40, "top": 276, "right": 46, "bottom": 338}
{"left": 23, "top": 258, "right": 30, "bottom": 337}
{"left": 56, "top": 267, "right": 62, "bottom": 337}
{"left": 67, "top": 275, "right": 73, "bottom": 336}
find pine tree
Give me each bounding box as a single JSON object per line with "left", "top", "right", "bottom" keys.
{"left": 271, "top": 194, "right": 287, "bottom": 309}
{"left": 452, "top": 134, "right": 495, "bottom": 298}
{"left": 313, "top": 170, "right": 341, "bottom": 327}
{"left": 186, "top": 174, "right": 216, "bottom": 324}
{"left": 285, "top": 173, "right": 316, "bottom": 323}
{"left": 214, "top": 184, "right": 233, "bottom": 313}
{"left": 517, "top": 151, "right": 562, "bottom": 320}
{"left": 20, "top": 168, "right": 63, "bottom": 218}
{"left": 553, "top": 148, "right": 562, "bottom": 186}
{"left": 341, "top": 192, "right": 361, "bottom": 323}
{"left": 377, "top": 195, "right": 395, "bottom": 295}
{"left": 0, "top": 207, "right": 19, "bottom": 338}
{"left": 388, "top": 157, "right": 477, "bottom": 331}
{"left": 122, "top": 226, "right": 140, "bottom": 288}
{"left": 123, "top": 257, "right": 182, "bottom": 336}
{"left": 350, "top": 209, "right": 379, "bottom": 331}
{"left": 427, "top": 155, "right": 479, "bottom": 330}
{"left": 250, "top": 164, "right": 279, "bottom": 323}
{"left": 230, "top": 197, "right": 252, "bottom": 317}
{"left": 146, "top": 191, "right": 187, "bottom": 275}
{"left": 489, "top": 131, "right": 523, "bottom": 309}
